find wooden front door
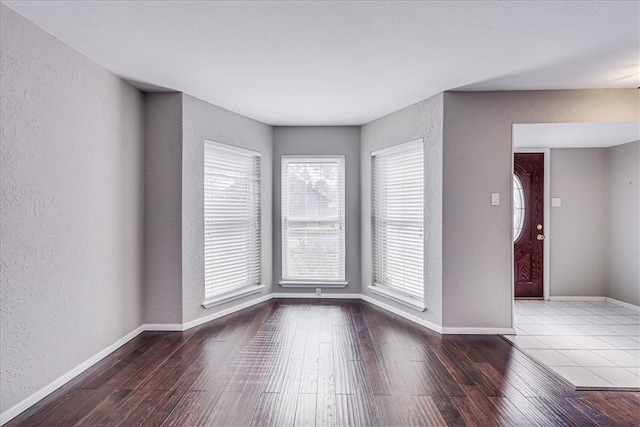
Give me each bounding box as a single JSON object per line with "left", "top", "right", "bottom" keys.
{"left": 514, "top": 153, "right": 544, "bottom": 298}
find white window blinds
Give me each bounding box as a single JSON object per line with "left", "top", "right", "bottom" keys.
{"left": 204, "top": 140, "right": 261, "bottom": 300}
{"left": 282, "top": 156, "right": 345, "bottom": 281}
{"left": 372, "top": 140, "right": 424, "bottom": 300}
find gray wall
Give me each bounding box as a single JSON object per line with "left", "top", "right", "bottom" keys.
{"left": 607, "top": 141, "right": 640, "bottom": 306}
{"left": 361, "top": 94, "right": 444, "bottom": 327}
{"left": 0, "top": 4, "right": 145, "bottom": 414}
{"left": 182, "top": 94, "right": 273, "bottom": 323}
{"left": 142, "top": 93, "right": 273, "bottom": 325}
{"left": 144, "top": 93, "right": 184, "bottom": 324}
{"left": 441, "top": 89, "right": 639, "bottom": 329}
{"left": 273, "top": 127, "right": 361, "bottom": 294}
{"left": 549, "top": 148, "right": 608, "bottom": 297}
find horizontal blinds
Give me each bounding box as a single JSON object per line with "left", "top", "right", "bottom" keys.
{"left": 204, "top": 140, "right": 261, "bottom": 299}
{"left": 282, "top": 156, "right": 345, "bottom": 281}
{"left": 373, "top": 140, "right": 424, "bottom": 299}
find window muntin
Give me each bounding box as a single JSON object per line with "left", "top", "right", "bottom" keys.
{"left": 281, "top": 156, "right": 345, "bottom": 281}
{"left": 513, "top": 174, "right": 525, "bottom": 242}
{"left": 372, "top": 140, "right": 424, "bottom": 300}
{"left": 204, "top": 140, "right": 261, "bottom": 300}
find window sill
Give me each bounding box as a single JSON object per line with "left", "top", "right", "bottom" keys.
{"left": 279, "top": 280, "right": 348, "bottom": 288}
{"left": 368, "top": 285, "right": 427, "bottom": 312}
{"left": 202, "top": 285, "right": 265, "bottom": 309}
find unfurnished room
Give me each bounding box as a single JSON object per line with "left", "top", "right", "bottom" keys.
{"left": 1, "top": 1, "right": 639, "bottom": 426}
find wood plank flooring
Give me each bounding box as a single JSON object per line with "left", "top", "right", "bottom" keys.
{"left": 7, "top": 299, "right": 640, "bottom": 426}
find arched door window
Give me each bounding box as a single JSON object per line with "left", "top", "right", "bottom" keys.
{"left": 513, "top": 174, "right": 526, "bottom": 242}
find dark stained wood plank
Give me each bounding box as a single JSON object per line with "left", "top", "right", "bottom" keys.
{"left": 79, "top": 332, "right": 165, "bottom": 390}
{"left": 564, "top": 396, "right": 623, "bottom": 427}
{"left": 526, "top": 396, "right": 598, "bottom": 427}
{"left": 428, "top": 344, "right": 476, "bottom": 388}
{"left": 204, "top": 390, "right": 243, "bottom": 426}
{"left": 487, "top": 396, "right": 533, "bottom": 426}
{"left": 30, "top": 388, "right": 114, "bottom": 426}
{"left": 118, "top": 390, "right": 169, "bottom": 426}
{"left": 75, "top": 389, "right": 132, "bottom": 426}
{"left": 452, "top": 384, "right": 503, "bottom": 427}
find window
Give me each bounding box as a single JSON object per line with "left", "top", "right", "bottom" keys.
{"left": 372, "top": 139, "right": 424, "bottom": 303}
{"left": 513, "top": 174, "right": 525, "bottom": 242}
{"left": 204, "top": 140, "right": 262, "bottom": 305}
{"left": 281, "top": 156, "right": 345, "bottom": 283}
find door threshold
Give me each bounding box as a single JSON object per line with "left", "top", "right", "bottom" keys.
{"left": 515, "top": 297, "right": 544, "bottom": 300}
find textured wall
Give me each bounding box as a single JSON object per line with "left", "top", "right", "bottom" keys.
{"left": 442, "top": 89, "right": 639, "bottom": 329}
{"left": 607, "top": 141, "right": 640, "bottom": 306}
{"left": 181, "top": 94, "right": 273, "bottom": 324}
{"left": 361, "top": 94, "right": 444, "bottom": 327}
{"left": 549, "top": 148, "right": 608, "bottom": 297}
{"left": 272, "top": 126, "right": 361, "bottom": 294}
{"left": 144, "top": 93, "right": 184, "bottom": 324}
{"left": 0, "top": 4, "right": 145, "bottom": 414}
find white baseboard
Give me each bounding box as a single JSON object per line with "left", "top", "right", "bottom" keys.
{"left": 548, "top": 296, "right": 606, "bottom": 301}
{"left": 605, "top": 297, "right": 640, "bottom": 312}
{"left": 547, "top": 296, "right": 640, "bottom": 312}
{"left": 0, "top": 325, "right": 145, "bottom": 426}
{"left": 182, "top": 294, "right": 273, "bottom": 330}
{"left": 442, "top": 327, "right": 517, "bottom": 335}
{"left": 143, "top": 323, "right": 185, "bottom": 331}
{"left": 360, "top": 294, "right": 443, "bottom": 334}
{"left": 273, "top": 292, "right": 361, "bottom": 299}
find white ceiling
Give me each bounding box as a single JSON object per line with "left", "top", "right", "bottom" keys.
{"left": 513, "top": 122, "right": 640, "bottom": 148}
{"left": 3, "top": 1, "right": 639, "bottom": 126}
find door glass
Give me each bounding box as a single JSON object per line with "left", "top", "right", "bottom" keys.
{"left": 513, "top": 174, "right": 525, "bottom": 242}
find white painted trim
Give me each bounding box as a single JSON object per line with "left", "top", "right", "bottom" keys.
{"left": 546, "top": 296, "right": 639, "bottom": 311}
{"left": 273, "top": 292, "right": 361, "bottom": 299}
{"left": 184, "top": 294, "right": 273, "bottom": 330}
{"left": 371, "top": 138, "right": 424, "bottom": 157}
{"left": 278, "top": 281, "right": 348, "bottom": 288}
{"left": 548, "top": 296, "right": 606, "bottom": 301}
{"left": 202, "top": 285, "right": 266, "bottom": 309}
{"left": 143, "top": 323, "right": 185, "bottom": 331}
{"left": 361, "top": 294, "right": 443, "bottom": 334}
{"left": 442, "top": 327, "right": 517, "bottom": 335}
{"left": 605, "top": 297, "right": 640, "bottom": 311}
{"left": 0, "top": 325, "right": 145, "bottom": 426}
{"left": 367, "top": 285, "right": 427, "bottom": 311}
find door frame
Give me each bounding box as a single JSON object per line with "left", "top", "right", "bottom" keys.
{"left": 512, "top": 147, "right": 551, "bottom": 301}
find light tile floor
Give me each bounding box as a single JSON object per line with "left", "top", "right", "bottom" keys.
{"left": 503, "top": 300, "right": 640, "bottom": 390}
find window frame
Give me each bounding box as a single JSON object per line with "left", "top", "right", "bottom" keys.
{"left": 202, "top": 140, "right": 264, "bottom": 308}
{"left": 280, "top": 155, "right": 347, "bottom": 287}
{"left": 369, "top": 139, "right": 426, "bottom": 311}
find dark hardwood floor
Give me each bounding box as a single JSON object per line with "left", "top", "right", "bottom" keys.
{"left": 8, "top": 299, "right": 640, "bottom": 426}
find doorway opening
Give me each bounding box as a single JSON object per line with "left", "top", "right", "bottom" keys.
{"left": 512, "top": 146, "right": 551, "bottom": 303}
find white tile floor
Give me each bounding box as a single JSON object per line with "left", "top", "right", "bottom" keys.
{"left": 503, "top": 300, "right": 640, "bottom": 390}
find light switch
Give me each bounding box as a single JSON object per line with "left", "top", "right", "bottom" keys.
{"left": 552, "top": 197, "right": 562, "bottom": 207}
{"left": 491, "top": 193, "right": 500, "bottom": 206}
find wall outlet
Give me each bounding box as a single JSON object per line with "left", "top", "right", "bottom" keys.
{"left": 316, "top": 288, "right": 321, "bottom": 297}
